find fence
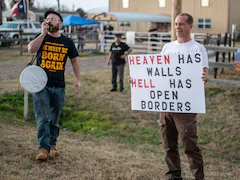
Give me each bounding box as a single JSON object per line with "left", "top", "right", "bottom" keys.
{"left": 205, "top": 45, "right": 240, "bottom": 87}
{"left": 1, "top": 30, "right": 236, "bottom": 88}
{"left": 0, "top": 30, "right": 223, "bottom": 55}
{"left": 0, "top": 29, "right": 26, "bottom": 55}
{"left": 0, "top": 30, "right": 100, "bottom": 54}
{"left": 100, "top": 31, "right": 171, "bottom": 53}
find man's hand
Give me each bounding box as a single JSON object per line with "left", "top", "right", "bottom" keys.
{"left": 128, "top": 76, "right": 132, "bottom": 83}
{"left": 28, "top": 22, "right": 48, "bottom": 53}
{"left": 41, "top": 21, "right": 49, "bottom": 35}
{"left": 120, "top": 55, "right": 125, "bottom": 59}
{"left": 201, "top": 71, "right": 208, "bottom": 84}
{"left": 107, "top": 59, "right": 111, "bottom": 65}
{"left": 74, "top": 80, "right": 81, "bottom": 94}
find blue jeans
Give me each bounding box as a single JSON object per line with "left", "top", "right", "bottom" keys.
{"left": 33, "top": 86, "right": 65, "bottom": 152}
{"left": 112, "top": 64, "right": 125, "bottom": 90}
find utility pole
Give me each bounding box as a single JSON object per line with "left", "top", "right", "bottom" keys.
{"left": 57, "top": 0, "right": 60, "bottom": 12}
{"left": 171, "top": 0, "right": 182, "bottom": 41}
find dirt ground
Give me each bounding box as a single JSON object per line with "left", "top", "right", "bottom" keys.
{"left": 0, "top": 53, "right": 110, "bottom": 80}
{"left": 0, "top": 120, "right": 167, "bottom": 180}
{"left": 1, "top": 120, "right": 239, "bottom": 180}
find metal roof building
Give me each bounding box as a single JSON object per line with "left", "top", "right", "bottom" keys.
{"left": 93, "top": 12, "right": 171, "bottom": 23}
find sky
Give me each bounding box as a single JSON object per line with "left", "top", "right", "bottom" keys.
{"left": 5, "top": 0, "right": 109, "bottom": 12}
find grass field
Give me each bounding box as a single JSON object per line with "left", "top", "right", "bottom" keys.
{"left": 0, "top": 51, "right": 240, "bottom": 180}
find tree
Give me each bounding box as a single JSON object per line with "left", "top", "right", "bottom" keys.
{"left": 76, "top": 8, "right": 86, "bottom": 17}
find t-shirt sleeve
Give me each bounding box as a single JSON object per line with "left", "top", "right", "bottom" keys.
{"left": 68, "top": 38, "right": 79, "bottom": 59}
{"left": 110, "top": 43, "right": 113, "bottom": 52}
{"left": 34, "top": 33, "right": 41, "bottom": 39}
{"left": 160, "top": 44, "right": 167, "bottom": 55}
{"left": 123, "top": 43, "right": 131, "bottom": 51}
{"left": 201, "top": 45, "right": 209, "bottom": 68}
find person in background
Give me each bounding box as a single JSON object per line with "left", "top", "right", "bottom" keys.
{"left": 107, "top": 34, "right": 132, "bottom": 92}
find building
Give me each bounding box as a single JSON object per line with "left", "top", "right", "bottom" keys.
{"left": 93, "top": 0, "right": 240, "bottom": 35}
{"left": 87, "top": 7, "right": 109, "bottom": 19}
{"left": 93, "top": 11, "right": 171, "bottom": 32}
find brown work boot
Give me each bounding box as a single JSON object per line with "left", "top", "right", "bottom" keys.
{"left": 36, "top": 149, "right": 49, "bottom": 161}
{"left": 49, "top": 146, "right": 59, "bottom": 158}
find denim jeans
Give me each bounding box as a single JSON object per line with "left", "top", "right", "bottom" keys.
{"left": 33, "top": 86, "right": 65, "bottom": 152}
{"left": 112, "top": 64, "right": 125, "bottom": 90}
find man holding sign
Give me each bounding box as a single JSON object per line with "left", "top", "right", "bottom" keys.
{"left": 129, "top": 13, "right": 208, "bottom": 180}
{"left": 158, "top": 13, "right": 208, "bottom": 180}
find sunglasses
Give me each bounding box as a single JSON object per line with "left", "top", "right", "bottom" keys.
{"left": 45, "top": 18, "right": 61, "bottom": 22}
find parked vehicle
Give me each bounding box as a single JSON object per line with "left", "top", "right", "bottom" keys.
{"left": 0, "top": 33, "right": 13, "bottom": 47}
{"left": 0, "top": 20, "right": 41, "bottom": 44}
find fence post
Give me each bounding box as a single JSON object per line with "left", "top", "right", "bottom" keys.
{"left": 221, "top": 32, "right": 228, "bottom": 73}
{"left": 24, "top": 90, "right": 28, "bottom": 121}
{"left": 20, "top": 27, "right": 23, "bottom": 56}
{"left": 99, "top": 23, "right": 105, "bottom": 53}
{"left": 100, "top": 32, "right": 105, "bottom": 53}
{"left": 214, "top": 34, "right": 221, "bottom": 79}
{"left": 95, "top": 35, "right": 98, "bottom": 51}
{"left": 148, "top": 33, "right": 151, "bottom": 53}
{"left": 232, "top": 30, "right": 236, "bottom": 60}
{"left": 206, "top": 33, "right": 210, "bottom": 45}
{"left": 228, "top": 33, "right": 232, "bottom": 62}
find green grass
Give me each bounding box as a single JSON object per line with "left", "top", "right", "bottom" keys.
{"left": 0, "top": 93, "right": 34, "bottom": 123}
{"left": 0, "top": 69, "right": 240, "bottom": 164}
{"left": 0, "top": 70, "right": 161, "bottom": 145}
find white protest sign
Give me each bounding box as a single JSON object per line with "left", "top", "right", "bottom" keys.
{"left": 128, "top": 53, "right": 206, "bottom": 113}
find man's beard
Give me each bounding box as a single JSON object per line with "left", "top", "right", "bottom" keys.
{"left": 48, "top": 24, "right": 60, "bottom": 33}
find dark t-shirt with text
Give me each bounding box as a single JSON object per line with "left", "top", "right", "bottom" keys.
{"left": 36, "top": 34, "right": 79, "bottom": 87}
{"left": 110, "top": 42, "right": 131, "bottom": 65}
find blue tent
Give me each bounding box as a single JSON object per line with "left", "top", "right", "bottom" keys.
{"left": 62, "top": 15, "right": 99, "bottom": 26}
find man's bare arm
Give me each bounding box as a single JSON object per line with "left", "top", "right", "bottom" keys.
{"left": 107, "top": 52, "right": 112, "bottom": 65}
{"left": 28, "top": 22, "right": 48, "bottom": 53}
{"left": 202, "top": 67, "right": 209, "bottom": 84}
{"left": 71, "top": 57, "right": 81, "bottom": 94}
